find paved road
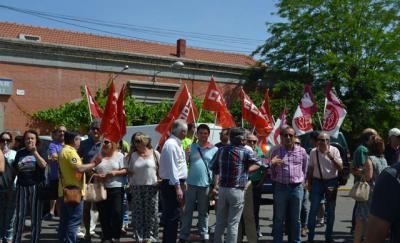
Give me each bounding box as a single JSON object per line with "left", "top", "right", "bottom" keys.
{"left": 22, "top": 181, "right": 357, "bottom": 242}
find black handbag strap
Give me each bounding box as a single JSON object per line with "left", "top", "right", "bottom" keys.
{"left": 316, "top": 150, "right": 325, "bottom": 181}
{"left": 152, "top": 149, "right": 160, "bottom": 179}
{"left": 196, "top": 146, "right": 211, "bottom": 181}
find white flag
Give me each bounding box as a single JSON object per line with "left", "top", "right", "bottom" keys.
{"left": 322, "top": 83, "right": 347, "bottom": 138}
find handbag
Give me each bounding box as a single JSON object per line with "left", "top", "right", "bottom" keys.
{"left": 316, "top": 151, "right": 338, "bottom": 202}
{"left": 349, "top": 177, "right": 370, "bottom": 202}
{"left": 63, "top": 186, "right": 82, "bottom": 205}
{"left": 83, "top": 174, "right": 107, "bottom": 202}
{"left": 0, "top": 160, "right": 15, "bottom": 189}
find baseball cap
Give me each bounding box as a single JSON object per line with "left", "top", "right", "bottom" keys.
{"left": 388, "top": 128, "right": 400, "bottom": 137}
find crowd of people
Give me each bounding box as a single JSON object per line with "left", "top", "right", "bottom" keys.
{"left": 0, "top": 118, "right": 399, "bottom": 243}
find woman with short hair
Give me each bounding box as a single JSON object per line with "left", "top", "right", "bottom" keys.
{"left": 126, "top": 132, "right": 160, "bottom": 243}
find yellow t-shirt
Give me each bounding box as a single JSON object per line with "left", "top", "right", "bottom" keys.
{"left": 58, "top": 144, "right": 85, "bottom": 197}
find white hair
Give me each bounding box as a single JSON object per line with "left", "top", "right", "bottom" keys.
{"left": 171, "top": 119, "right": 188, "bottom": 136}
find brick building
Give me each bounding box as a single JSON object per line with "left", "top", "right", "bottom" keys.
{"left": 0, "top": 22, "right": 257, "bottom": 134}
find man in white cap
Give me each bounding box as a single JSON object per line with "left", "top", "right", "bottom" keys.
{"left": 385, "top": 128, "right": 400, "bottom": 166}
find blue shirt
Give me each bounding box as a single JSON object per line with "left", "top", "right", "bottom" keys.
{"left": 187, "top": 143, "right": 218, "bottom": 187}
{"left": 210, "top": 144, "right": 263, "bottom": 188}
{"left": 48, "top": 141, "right": 63, "bottom": 181}
{"left": 78, "top": 137, "right": 101, "bottom": 164}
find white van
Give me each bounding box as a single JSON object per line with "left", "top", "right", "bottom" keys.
{"left": 123, "top": 123, "right": 223, "bottom": 148}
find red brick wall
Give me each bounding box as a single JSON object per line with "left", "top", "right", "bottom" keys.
{"left": 0, "top": 63, "right": 240, "bottom": 134}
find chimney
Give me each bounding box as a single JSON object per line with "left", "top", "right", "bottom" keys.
{"left": 177, "top": 39, "right": 186, "bottom": 57}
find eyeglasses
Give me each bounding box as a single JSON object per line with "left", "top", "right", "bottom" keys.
{"left": 283, "top": 133, "right": 295, "bottom": 138}
{"left": 318, "top": 138, "right": 330, "bottom": 142}
{"left": 133, "top": 139, "right": 142, "bottom": 144}
{"left": 294, "top": 142, "right": 301, "bottom": 145}
{"left": 103, "top": 140, "right": 111, "bottom": 145}
{"left": 58, "top": 130, "right": 66, "bottom": 133}
{"left": 0, "top": 138, "right": 11, "bottom": 143}
{"left": 248, "top": 140, "right": 258, "bottom": 144}
{"left": 91, "top": 127, "right": 100, "bottom": 131}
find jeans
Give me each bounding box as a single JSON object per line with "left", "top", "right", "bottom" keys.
{"left": 0, "top": 189, "right": 16, "bottom": 242}
{"left": 122, "top": 191, "right": 129, "bottom": 226}
{"left": 214, "top": 187, "right": 245, "bottom": 243}
{"left": 180, "top": 185, "right": 209, "bottom": 240}
{"left": 238, "top": 181, "right": 257, "bottom": 243}
{"left": 252, "top": 180, "right": 263, "bottom": 233}
{"left": 301, "top": 189, "right": 309, "bottom": 228}
{"left": 273, "top": 183, "right": 303, "bottom": 243}
{"left": 308, "top": 178, "right": 338, "bottom": 241}
{"left": 58, "top": 200, "right": 84, "bottom": 243}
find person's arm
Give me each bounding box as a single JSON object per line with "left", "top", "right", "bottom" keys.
{"left": 75, "top": 163, "right": 96, "bottom": 173}
{"left": 48, "top": 143, "right": 59, "bottom": 161}
{"left": 363, "top": 159, "right": 373, "bottom": 181}
{"left": 302, "top": 150, "right": 309, "bottom": 177}
{"left": 327, "top": 146, "right": 343, "bottom": 170}
{"left": 0, "top": 150, "right": 4, "bottom": 173}
{"left": 32, "top": 149, "right": 47, "bottom": 168}
{"left": 365, "top": 214, "right": 390, "bottom": 243}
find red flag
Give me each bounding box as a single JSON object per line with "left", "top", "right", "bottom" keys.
{"left": 322, "top": 82, "right": 347, "bottom": 138}
{"left": 100, "top": 81, "right": 121, "bottom": 143}
{"left": 202, "top": 77, "right": 236, "bottom": 128}
{"left": 267, "top": 108, "right": 287, "bottom": 146}
{"left": 260, "top": 89, "right": 274, "bottom": 126}
{"left": 240, "top": 88, "right": 272, "bottom": 136}
{"left": 117, "top": 84, "right": 127, "bottom": 139}
{"left": 292, "top": 84, "right": 318, "bottom": 135}
{"left": 155, "top": 84, "right": 198, "bottom": 148}
{"left": 85, "top": 85, "right": 103, "bottom": 119}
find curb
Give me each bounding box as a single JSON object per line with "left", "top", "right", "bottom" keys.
{"left": 338, "top": 187, "right": 351, "bottom": 191}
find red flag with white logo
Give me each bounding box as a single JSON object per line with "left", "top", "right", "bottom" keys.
{"left": 292, "top": 84, "right": 318, "bottom": 135}
{"left": 117, "top": 84, "right": 127, "bottom": 139}
{"left": 84, "top": 85, "right": 103, "bottom": 119}
{"left": 322, "top": 82, "right": 347, "bottom": 138}
{"left": 260, "top": 89, "right": 274, "bottom": 127}
{"left": 202, "top": 77, "right": 235, "bottom": 128}
{"left": 267, "top": 108, "right": 287, "bottom": 146}
{"left": 100, "top": 81, "right": 121, "bottom": 143}
{"left": 156, "top": 84, "right": 198, "bottom": 148}
{"left": 240, "top": 88, "right": 272, "bottom": 136}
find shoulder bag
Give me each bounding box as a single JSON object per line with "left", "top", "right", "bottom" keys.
{"left": 83, "top": 174, "right": 107, "bottom": 202}
{"left": 348, "top": 174, "right": 370, "bottom": 202}
{"left": 316, "top": 150, "right": 338, "bottom": 202}
{"left": 60, "top": 169, "right": 82, "bottom": 205}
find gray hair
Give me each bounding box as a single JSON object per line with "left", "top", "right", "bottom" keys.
{"left": 171, "top": 119, "right": 188, "bottom": 136}
{"left": 230, "top": 127, "right": 246, "bottom": 145}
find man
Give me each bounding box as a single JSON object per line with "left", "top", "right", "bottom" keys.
{"left": 159, "top": 119, "right": 188, "bottom": 243}
{"left": 307, "top": 132, "right": 342, "bottom": 243}
{"left": 384, "top": 128, "right": 400, "bottom": 166}
{"left": 238, "top": 133, "right": 260, "bottom": 243}
{"left": 210, "top": 127, "right": 266, "bottom": 243}
{"left": 44, "top": 125, "right": 66, "bottom": 220}
{"left": 270, "top": 126, "right": 308, "bottom": 243}
{"left": 215, "top": 128, "right": 230, "bottom": 148}
{"left": 350, "top": 128, "right": 378, "bottom": 234}
{"left": 179, "top": 124, "right": 218, "bottom": 243}
{"left": 77, "top": 119, "right": 102, "bottom": 240}
{"left": 365, "top": 162, "right": 400, "bottom": 243}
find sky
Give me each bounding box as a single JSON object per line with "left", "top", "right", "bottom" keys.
{"left": 0, "top": 1, "right": 281, "bottom": 56}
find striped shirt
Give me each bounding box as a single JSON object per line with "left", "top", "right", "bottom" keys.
{"left": 270, "top": 145, "right": 308, "bottom": 184}
{"left": 210, "top": 145, "right": 263, "bottom": 188}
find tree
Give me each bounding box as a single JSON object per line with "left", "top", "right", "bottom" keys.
{"left": 254, "top": 0, "right": 400, "bottom": 139}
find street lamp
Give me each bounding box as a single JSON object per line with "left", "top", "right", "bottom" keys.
{"left": 153, "top": 61, "right": 185, "bottom": 82}
{"left": 112, "top": 65, "right": 129, "bottom": 81}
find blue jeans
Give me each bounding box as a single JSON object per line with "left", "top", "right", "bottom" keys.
{"left": 214, "top": 187, "right": 245, "bottom": 243}
{"left": 58, "top": 200, "right": 84, "bottom": 243}
{"left": 273, "top": 183, "right": 303, "bottom": 243}
{"left": 122, "top": 191, "right": 129, "bottom": 226}
{"left": 180, "top": 185, "right": 209, "bottom": 240}
{"left": 307, "top": 178, "right": 338, "bottom": 241}
{"left": 0, "top": 189, "right": 16, "bottom": 242}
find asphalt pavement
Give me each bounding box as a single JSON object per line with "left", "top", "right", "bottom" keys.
{"left": 22, "top": 177, "right": 357, "bottom": 242}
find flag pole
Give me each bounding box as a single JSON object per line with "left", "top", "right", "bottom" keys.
{"left": 321, "top": 98, "right": 328, "bottom": 129}
{"left": 84, "top": 85, "right": 93, "bottom": 122}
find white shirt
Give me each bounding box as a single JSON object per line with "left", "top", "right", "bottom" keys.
{"left": 310, "top": 146, "right": 342, "bottom": 180}
{"left": 126, "top": 150, "right": 159, "bottom": 186}
{"left": 95, "top": 152, "right": 126, "bottom": 188}
{"left": 159, "top": 135, "right": 187, "bottom": 185}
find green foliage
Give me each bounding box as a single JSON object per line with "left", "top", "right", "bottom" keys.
{"left": 253, "top": 0, "right": 400, "bottom": 140}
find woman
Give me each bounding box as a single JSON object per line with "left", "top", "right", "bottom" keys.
{"left": 94, "top": 139, "right": 127, "bottom": 243}
{"left": 126, "top": 132, "right": 160, "bottom": 243}
{"left": 0, "top": 132, "right": 17, "bottom": 243}
{"left": 12, "top": 130, "right": 47, "bottom": 243}
{"left": 58, "top": 131, "right": 98, "bottom": 243}
{"left": 353, "top": 135, "right": 388, "bottom": 243}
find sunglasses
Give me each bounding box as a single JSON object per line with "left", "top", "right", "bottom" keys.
{"left": 295, "top": 142, "right": 301, "bottom": 145}
{"left": 318, "top": 138, "right": 330, "bottom": 142}
{"left": 283, "top": 133, "right": 295, "bottom": 138}
{"left": 103, "top": 140, "right": 111, "bottom": 145}
{"left": 91, "top": 127, "right": 100, "bottom": 131}
{"left": 0, "top": 138, "right": 11, "bottom": 143}
{"left": 248, "top": 140, "right": 258, "bottom": 144}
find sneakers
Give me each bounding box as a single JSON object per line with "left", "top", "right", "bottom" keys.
{"left": 76, "top": 231, "right": 85, "bottom": 239}
{"left": 301, "top": 227, "right": 308, "bottom": 237}
{"left": 257, "top": 231, "right": 263, "bottom": 238}
{"left": 43, "top": 213, "right": 54, "bottom": 220}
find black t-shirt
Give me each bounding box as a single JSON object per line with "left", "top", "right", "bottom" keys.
{"left": 384, "top": 144, "right": 399, "bottom": 166}
{"left": 13, "top": 148, "right": 46, "bottom": 186}
{"left": 370, "top": 162, "right": 400, "bottom": 242}
{"left": 78, "top": 137, "right": 101, "bottom": 164}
